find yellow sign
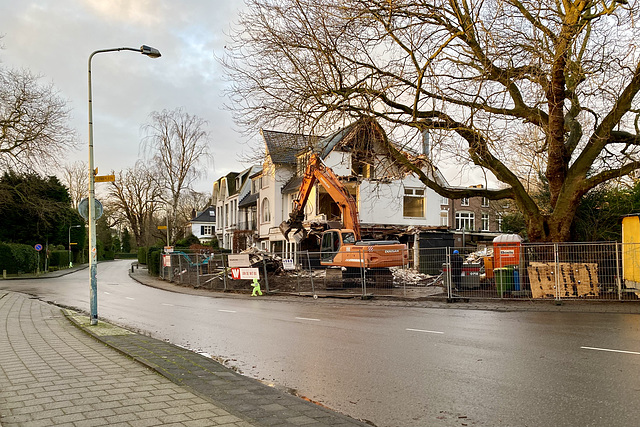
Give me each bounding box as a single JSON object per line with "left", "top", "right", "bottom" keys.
{"left": 157, "top": 225, "right": 167, "bottom": 230}
{"left": 94, "top": 174, "right": 115, "bottom": 183}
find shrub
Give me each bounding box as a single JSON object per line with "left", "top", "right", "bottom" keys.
{"left": 49, "top": 250, "right": 71, "bottom": 268}
{"left": 138, "top": 247, "right": 148, "bottom": 265}
{"left": 148, "top": 248, "right": 162, "bottom": 276}
{"left": 0, "top": 243, "right": 38, "bottom": 274}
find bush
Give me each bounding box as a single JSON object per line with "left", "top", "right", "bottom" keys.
{"left": 138, "top": 247, "right": 148, "bottom": 265}
{"left": 175, "top": 234, "right": 200, "bottom": 248}
{"left": 115, "top": 253, "right": 138, "bottom": 259}
{"left": 148, "top": 248, "right": 162, "bottom": 276}
{"left": 0, "top": 242, "right": 38, "bottom": 274}
{"left": 49, "top": 250, "right": 71, "bottom": 268}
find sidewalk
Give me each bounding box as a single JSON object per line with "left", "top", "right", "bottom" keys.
{"left": 0, "top": 290, "right": 369, "bottom": 427}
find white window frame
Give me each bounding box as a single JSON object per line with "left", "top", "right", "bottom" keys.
{"left": 481, "top": 213, "right": 490, "bottom": 231}
{"left": 482, "top": 197, "right": 490, "bottom": 207}
{"left": 403, "top": 187, "right": 425, "bottom": 218}
{"left": 455, "top": 211, "right": 475, "bottom": 231}
{"left": 461, "top": 197, "right": 470, "bottom": 207}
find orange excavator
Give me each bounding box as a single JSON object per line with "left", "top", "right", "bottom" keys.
{"left": 279, "top": 153, "right": 408, "bottom": 269}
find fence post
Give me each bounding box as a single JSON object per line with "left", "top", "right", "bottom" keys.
{"left": 554, "top": 243, "right": 560, "bottom": 301}
{"left": 178, "top": 255, "right": 183, "bottom": 284}
{"left": 446, "top": 247, "right": 452, "bottom": 299}
{"left": 360, "top": 248, "right": 366, "bottom": 297}
{"left": 296, "top": 251, "right": 301, "bottom": 293}
{"left": 221, "top": 253, "right": 228, "bottom": 291}
{"left": 616, "top": 242, "right": 622, "bottom": 301}
{"left": 262, "top": 258, "right": 270, "bottom": 293}
{"left": 403, "top": 247, "right": 407, "bottom": 297}
{"left": 306, "top": 251, "right": 315, "bottom": 294}
{"left": 196, "top": 254, "right": 201, "bottom": 288}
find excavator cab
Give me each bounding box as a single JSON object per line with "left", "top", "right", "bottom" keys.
{"left": 320, "top": 229, "right": 356, "bottom": 263}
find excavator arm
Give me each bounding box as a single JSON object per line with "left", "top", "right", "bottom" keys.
{"left": 280, "top": 153, "right": 360, "bottom": 241}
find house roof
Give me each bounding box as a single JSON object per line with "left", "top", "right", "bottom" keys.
{"left": 238, "top": 192, "right": 259, "bottom": 208}
{"left": 260, "top": 129, "right": 321, "bottom": 164}
{"left": 191, "top": 206, "right": 216, "bottom": 223}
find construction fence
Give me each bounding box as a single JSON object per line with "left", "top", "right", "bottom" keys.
{"left": 157, "top": 242, "right": 640, "bottom": 301}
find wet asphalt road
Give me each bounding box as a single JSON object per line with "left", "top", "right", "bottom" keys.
{"left": 3, "top": 260, "right": 640, "bottom": 427}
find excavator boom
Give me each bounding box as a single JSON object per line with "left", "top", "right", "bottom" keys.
{"left": 280, "top": 153, "right": 360, "bottom": 241}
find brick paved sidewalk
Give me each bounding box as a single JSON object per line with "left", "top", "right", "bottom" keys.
{"left": 0, "top": 290, "right": 368, "bottom": 427}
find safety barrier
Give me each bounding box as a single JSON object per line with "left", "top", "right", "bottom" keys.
{"left": 156, "top": 243, "right": 640, "bottom": 302}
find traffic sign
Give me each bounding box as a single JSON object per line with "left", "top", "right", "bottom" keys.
{"left": 94, "top": 174, "right": 115, "bottom": 183}
{"left": 34, "top": 244, "right": 43, "bottom": 252}
{"left": 78, "top": 198, "right": 103, "bottom": 220}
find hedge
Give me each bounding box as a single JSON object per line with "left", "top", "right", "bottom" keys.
{"left": 0, "top": 242, "right": 38, "bottom": 274}
{"left": 49, "top": 250, "right": 71, "bottom": 268}
{"left": 148, "top": 249, "right": 162, "bottom": 276}
{"left": 138, "top": 247, "right": 148, "bottom": 265}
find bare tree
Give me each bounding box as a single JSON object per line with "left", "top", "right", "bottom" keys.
{"left": 60, "top": 160, "right": 88, "bottom": 209}
{"left": 141, "top": 108, "right": 211, "bottom": 244}
{"left": 0, "top": 67, "right": 77, "bottom": 171}
{"left": 107, "top": 162, "right": 163, "bottom": 247}
{"left": 223, "top": 0, "right": 640, "bottom": 242}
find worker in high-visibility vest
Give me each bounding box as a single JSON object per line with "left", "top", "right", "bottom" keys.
{"left": 251, "top": 278, "right": 263, "bottom": 296}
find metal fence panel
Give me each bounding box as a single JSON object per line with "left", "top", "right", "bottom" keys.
{"left": 154, "top": 243, "right": 640, "bottom": 302}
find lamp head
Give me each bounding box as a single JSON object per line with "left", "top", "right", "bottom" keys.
{"left": 140, "top": 45, "right": 161, "bottom": 58}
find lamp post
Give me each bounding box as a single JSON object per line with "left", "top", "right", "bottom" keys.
{"left": 68, "top": 224, "right": 82, "bottom": 268}
{"left": 88, "top": 45, "right": 161, "bottom": 325}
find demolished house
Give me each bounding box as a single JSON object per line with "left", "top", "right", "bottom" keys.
{"left": 270, "top": 118, "right": 450, "bottom": 257}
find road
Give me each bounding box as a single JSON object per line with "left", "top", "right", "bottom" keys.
{"left": 3, "top": 260, "right": 640, "bottom": 426}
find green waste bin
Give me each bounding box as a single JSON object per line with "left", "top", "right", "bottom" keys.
{"left": 495, "top": 267, "right": 514, "bottom": 297}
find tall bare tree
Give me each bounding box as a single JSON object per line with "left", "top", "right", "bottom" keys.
{"left": 0, "top": 67, "right": 77, "bottom": 171}
{"left": 107, "top": 162, "right": 163, "bottom": 247}
{"left": 141, "top": 108, "right": 211, "bottom": 244}
{"left": 60, "top": 160, "right": 88, "bottom": 209}
{"left": 223, "top": 0, "right": 640, "bottom": 242}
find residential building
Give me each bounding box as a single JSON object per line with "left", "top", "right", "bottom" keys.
{"left": 188, "top": 207, "right": 216, "bottom": 244}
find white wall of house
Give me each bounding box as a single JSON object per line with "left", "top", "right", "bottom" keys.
{"left": 358, "top": 176, "right": 441, "bottom": 226}
{"left": 324, "top": 151, "right": 351, "bottom": 176}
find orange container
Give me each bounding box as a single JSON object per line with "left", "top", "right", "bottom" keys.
{"left": 493, "top": 234, "right": 522, "bottom": 268}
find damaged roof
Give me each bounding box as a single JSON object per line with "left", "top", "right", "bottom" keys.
{"left": 260, "top": 129, "right": 322, "bottom": 164}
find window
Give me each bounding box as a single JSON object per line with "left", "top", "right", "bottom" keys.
{"left": 440, "top": 210, "right": 449, "bottom": 227}
{"left": 481, "top": 214, "right": 490, "bottom": 231}
{"left": 455, "top": 212, "right": 475, "bottom": 231}
{"left": 403, "top": 188, "right": 425, "bottom": 218}
{"left": 497, "top": 213, "right": 503, "bottom": 232}
{"left": 262, "top": 198, "right": 271, "bottom": 222}
{"left": 461, "top": 197, "right": 470, "bottom": 207}
{"left": 201, "top": 225, "right": 214, "bottom": 236}
{"left": 440, "top": 196, "right": 449, "bottom": 206}
{"left": 482, "top": 197, "right": 489, "bottom": 207}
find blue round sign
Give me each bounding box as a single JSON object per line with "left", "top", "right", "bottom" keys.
{"left": 34, "top": 244, "right": 43, "bottom": 252}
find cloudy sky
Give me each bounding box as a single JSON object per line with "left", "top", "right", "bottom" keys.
{"left": 0, "top": 0, "right": 251, "bottom": 193}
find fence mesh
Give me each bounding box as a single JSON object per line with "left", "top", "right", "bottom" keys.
{"left": 155, "top": 243, "right": 640, "bottom": 302}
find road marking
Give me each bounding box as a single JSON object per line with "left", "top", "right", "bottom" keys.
{"left": 125, "top": 297, "right": 135, "bottom": 300}
{"left": 581, "top": 346, "right": 640, "bottom": 355}
{"left": 295, "top": 317, "right": 321, "bottom": 322}
{"left": 218, "top": 309, "right": 236, "bottom": 313}
{"left": 103, "top": 292, "right": 111, "bottom": 295}
{"left": 406, "top": 328, "right": 444, "bottom": 334}
{"left": 162, "top": 303, "right": 174, "bottom": 306}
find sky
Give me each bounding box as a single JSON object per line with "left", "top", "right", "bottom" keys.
{"left": 0, "top": 0, "right": 251, "bottom": 194}
{"left": 0, "top": 0, "right": 494, "bottom": 197}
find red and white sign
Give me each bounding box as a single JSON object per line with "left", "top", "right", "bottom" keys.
{"left": 162, "top": 255, "right": 171, "bottom": 267}
{"left": 230, "top": 267, "right": 260, "bottom": 280}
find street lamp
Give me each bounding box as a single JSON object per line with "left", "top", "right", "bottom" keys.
{"left": 88, "top": 45, "right": 161, "bottom": 325}
{"left": 68, "top": 225, "right": 82, "bottom": 268}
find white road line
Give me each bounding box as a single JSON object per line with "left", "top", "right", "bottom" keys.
{"left": 295, "top": 317, "right": 321, "bottom": 322}
{"left": 125, "top": 297, "right": 135, "bottom": 300}
{"left": 218, "top": 309, "right": 236, "bottom": 313}
{"left": 103, "top": 292, "right": 111, "bottom": 295}
{"left": 406, "top": 328, "right": 444, "bottom": 334}
{"left": 162, "top": 303, "right": 174, "bottom": 306}
{"left": 581, "top": 346, "right": 640, "bottom": 355}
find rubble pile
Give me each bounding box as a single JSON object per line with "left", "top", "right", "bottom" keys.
{"left": 390, "top": 267, "right": 442, "bottom": 286}
{"left": 240, "top": 247, "right": 283, "bottom": 272}
{"left": 465, "top": 248, "right": 493, "bottom": 264}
